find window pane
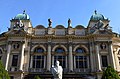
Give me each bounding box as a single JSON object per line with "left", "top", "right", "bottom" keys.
{"left": 55, "top": 48, "right": 65, "bottom": 53}
{"left": 54, "top": 56, "right": 66, "bottom": 68}
{"left": 32, "top": 55, "right": 44, "bottom": 68}
{"left": 101, "top": 56, "right": 108, "bottom": 67}
{"left": 0, "top": 50, "right": 2, "bottom": 54}
{"left": 34, "top": 47, "right": 44, "bottom": 53}
{"left": 12, "top": 55, "right": 18, "bottom": 66}
{"left": 76, "top": 48, "right": 85, "bottom": 53}
{"left": 75, "top": 56, "right": 87, "bottom": 68}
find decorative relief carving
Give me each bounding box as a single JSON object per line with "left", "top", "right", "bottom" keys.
{"left": 75, "top": 29, "right": 85, "bottom": 36}
{"left": 55, "top": 29, "right": 65, "bottom": 35}
{"left": 100, "top": 43, "right": 106, "bottom": 50}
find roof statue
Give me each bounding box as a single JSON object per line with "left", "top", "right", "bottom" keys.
{"left": 48, "top": 18, "right": 52, "bottom": 27}
{"left": 23, "top": 10, "right": 26, "bottom": 14}
{"left": 68, "top": 18, "right": 72, "bottom": 28}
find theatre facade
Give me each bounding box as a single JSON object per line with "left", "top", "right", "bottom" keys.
{"left": 0, "top": 10, "right": 120, "bottom": 79}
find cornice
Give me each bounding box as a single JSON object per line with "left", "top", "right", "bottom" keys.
{"left": 5, "top": 34, "right": 26, "bottom": 37}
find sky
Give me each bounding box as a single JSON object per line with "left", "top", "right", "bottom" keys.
{"left": 0, "top": 0, "right": 120, "bottom": 34}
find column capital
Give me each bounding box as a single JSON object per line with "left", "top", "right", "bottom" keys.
{"left": 68, "top": 42, "right": 73, "bottom": 46}
{"left": 47, "top": 42, "right": 52, "bottom": 45}
{"left": 7, "top": 41, "right": 12, "bottom": 44}
{"left": 94, "top": 41, "right": 99, "bottom": 45}
{"left": 108, "top": 41, "right": 112, "bottom": 45}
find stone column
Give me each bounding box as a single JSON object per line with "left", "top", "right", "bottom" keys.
{"left": 109, "top": 42, "right": 116, "bottom": 69}
{"left": 19, "top": 43, "right": 25, "bottom": 70}
{"left": 69, "top": 44, "right": 73, "bottom": 71}
{"left": 47, "top": 43, "right": 51, "bottom": 71}
{"left": 95, "top": 43, "right": 101, "bottom": 71}
{"left": 5, "top": 42, "right": 11, "bottom": 70}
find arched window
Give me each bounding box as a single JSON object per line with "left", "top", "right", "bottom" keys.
{"left": 32, "top": 47, "right": 45, "bottom": 69}
{"left": 76, "top": 48, "right": 85, "bottom": 53}
{"left": 54, "top": 47, "right": 66, "bottom": 68}
{"left": 34, "top": 47, "right": 44, "bottom": 53}
{"left": 55, "top": 47, "right": 65, "bottom": 53}
{"left": 75, "top": 48, "right": 87, "bottom": 69}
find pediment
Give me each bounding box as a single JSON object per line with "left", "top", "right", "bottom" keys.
{"left": 93, "top": 29, "right": 113, "bottom": 34}
{"left": 5, "top": 29, "right": 27, "bottom": 35}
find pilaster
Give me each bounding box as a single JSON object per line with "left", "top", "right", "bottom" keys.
{"left": 95, "top": 42, "right": 102, "bottom": 71}
{"left": 19, "top": 43, "right": 25, "bottom": 71}
{"left": 108, "top": 41, "right": 116, "bottom": 69}
{"left": 46, "top": 41, "right": 52, "bottom": 71}
{"left": 89, "top": 42, "right": 94, "bottom": 72}
{"left": 68, "top": 39, "right": 73, "bottom": 71}
{"left": 5, "top": 41, "right": 12, "bottom": 70}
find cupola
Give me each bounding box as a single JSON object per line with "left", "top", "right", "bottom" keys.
{"left": 90, "top": 10, "right": 105, "bottom": 21}
{"left": 14, "top": 10, "right": 30, "bottom": 20}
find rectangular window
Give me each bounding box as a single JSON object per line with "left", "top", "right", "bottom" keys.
{"left": 32, "top": 56, "right": 44, "bottom": 68}
{"left": 75, "top": 56, "right": 87, "bottom": 68}
{"left": 118, "top": 57, "right": 120, "bottom": 65}
{"left": 12, "top": 55, "right": 18, "bottom": 66}
{"left": 54, "top": 56, "right": 66, "bottom": 68}
{"left": 101, "top": 56, "right": 108, "bottom": 67}
{"left": 0, "top": 56, "right": 1, "bottom": 60}
{"left": 10, "top": 76, "right": 14, "bottom": 79}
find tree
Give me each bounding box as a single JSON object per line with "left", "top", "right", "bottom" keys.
{"left": 0, "top": 60, "right": 10, "bottom": 79}
{"left": 34, "top": 75, "right": 41, "bottom": 79}
{"left": 101, "top": 66, "right": 120, "bottom": 79}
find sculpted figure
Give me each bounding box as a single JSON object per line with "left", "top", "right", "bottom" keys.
{"left": 51, "top": 61, "right": 63, "bottom": 79}
{"left": 48, "top": 18, "right": 52, "bottom": 27}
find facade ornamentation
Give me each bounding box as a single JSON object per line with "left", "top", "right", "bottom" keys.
{"left": 0, "top": 10, "right": 120, "bottom": 79}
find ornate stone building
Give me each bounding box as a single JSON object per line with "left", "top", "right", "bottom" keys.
{"left": 0, "top": 10, "right": 120, "bottom": 79}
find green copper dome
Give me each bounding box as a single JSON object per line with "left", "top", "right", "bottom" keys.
{"left": 14, "top": 10, "right": 30, "bottom": 20}
{"left": 90, "top": 10, "right": 105, "bottom": 21}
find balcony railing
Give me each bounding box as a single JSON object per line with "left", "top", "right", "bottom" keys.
{"left": 74, "top": 68, "right": 90, "bottom": 72}
{"left": 9, "top": 67, "right": 18, "bottom": 72}
{"left": 29, "top": 68, "right": 45, "bottom": 72}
